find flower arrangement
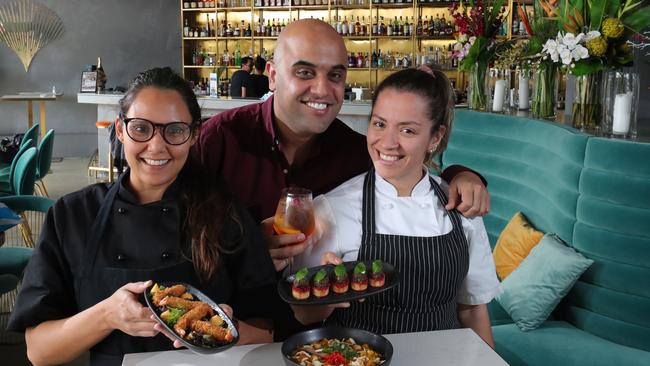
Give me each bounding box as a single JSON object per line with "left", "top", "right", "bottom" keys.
{"left": 536, "top": 0, "right": 650, "bottom": 76}
{"left": 450, "top": 0, "right": 507, "bottom": 110}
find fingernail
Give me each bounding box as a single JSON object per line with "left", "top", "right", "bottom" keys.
{"left": 297, "top": 234, "right": 305, "bottom": 241}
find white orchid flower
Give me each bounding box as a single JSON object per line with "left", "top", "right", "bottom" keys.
{"left": 458, "top": 34, "right": 468, "bottom": 43}
{"left": 562, "top": 33, "right": 582, "bottom": 49}
{"left": 550, "top": 51, "right": 559, "bottom": 62}
{"left": 454, "top": 42, "right": 463, "bottom": 51}
{"left": 560, "top": 49, "right": 573, "bottom": 65}
{"left": 585, "top": 31, "right": 601, "bottom": 42}
{"left": 572, "top": 45, "right": 589, "bottom": 60}
{"left": 542, "top": 39, "right": 558, "bottom": 53}
{"left": 469, "top": 36, "right": 477, "bottom": 45}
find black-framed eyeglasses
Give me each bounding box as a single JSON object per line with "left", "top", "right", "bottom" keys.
{"left": 122, "top": 118, "right": 194, "bottom": 145}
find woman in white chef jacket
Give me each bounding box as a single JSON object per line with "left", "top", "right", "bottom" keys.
{"left": 292, "top": 67, "right": 500, "bottom": 347}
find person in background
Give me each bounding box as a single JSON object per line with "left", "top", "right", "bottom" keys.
{"left": 292, "top": 67, "right": 500, "bottom": 347}
{"left": 196, "top": 19, "right": 490, "bottom": 341}
{"left": 229, "top": 56, "right": 253, "bottom": 98}
{"left": 248, "top": 56, "right": 270, "bottom": 98}
{"left": 7, "top": 67, "right": 277, "bottom": 366}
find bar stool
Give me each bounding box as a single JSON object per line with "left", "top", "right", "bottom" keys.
{"left": 87, "top": 120, "right": 114, "bottom": 182}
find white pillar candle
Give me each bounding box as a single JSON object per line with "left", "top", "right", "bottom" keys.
{"left": 492, "top": 79, "right": 507, "bottom": 112}
{"left": 613, "top": 92, "right": 633, "bottom": 134}
{"left": 518, "top": 76, "right": 530, "bottom": 110}
{"left": 509, "top": 88, "right": 516, "bottom": 108}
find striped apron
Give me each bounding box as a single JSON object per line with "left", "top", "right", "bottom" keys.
{"left": 332, "top": 170, "right": 470, "bottom": 334}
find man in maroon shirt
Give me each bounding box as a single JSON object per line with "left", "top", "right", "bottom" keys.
{"left": 196, "top": 19, "right": 489, "bottom": 341}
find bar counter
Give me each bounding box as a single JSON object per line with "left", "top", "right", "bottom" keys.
{"left": 77, "top": 93, "right": 372, "bottom": 135}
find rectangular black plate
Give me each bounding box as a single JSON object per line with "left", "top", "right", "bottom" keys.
{"left": 144, "top": 282, "right": 239, "bottom": 354}
{"left": 277, "top": 261, "right": 400, "bottom": 306}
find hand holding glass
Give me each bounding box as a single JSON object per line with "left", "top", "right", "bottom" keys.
{"left": 273, "top": 188, "right": 315, "bottom": 239}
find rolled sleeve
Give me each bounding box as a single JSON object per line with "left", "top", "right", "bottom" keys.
{"left": 456, "top": 216, "right": 501, "bottom": 305}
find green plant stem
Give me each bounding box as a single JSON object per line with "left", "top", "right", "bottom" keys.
{"left": 531, "top": 63, "right": 558, "bottom": 119}
{"left": 468, "top": 62, "right": 487, "bottom": 110}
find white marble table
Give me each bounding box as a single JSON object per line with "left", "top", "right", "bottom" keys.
{"left": 122, "top": 328, "right": 507, "bottom": 366}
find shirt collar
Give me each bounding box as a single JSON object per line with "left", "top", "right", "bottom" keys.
{"left": 374, "top": 167, "right": 432, "bottom": 197}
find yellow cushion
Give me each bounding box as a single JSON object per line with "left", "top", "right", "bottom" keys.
{"left": 493, "top": 212, "right": 544, "bottom": 280}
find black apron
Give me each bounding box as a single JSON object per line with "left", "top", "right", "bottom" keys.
{"left": 333, "top": 170, "right": 470, "bottom": 334}
{"left": 73, "top": 176, "right": 200, "bottom": 366}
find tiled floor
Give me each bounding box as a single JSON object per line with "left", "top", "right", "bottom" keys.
{"left": 1, "top": 157, "right": 97, "bottom": 366}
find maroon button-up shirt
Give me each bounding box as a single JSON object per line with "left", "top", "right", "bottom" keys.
{"left": 196, "top": 96, "right": 371, "bottom": 222}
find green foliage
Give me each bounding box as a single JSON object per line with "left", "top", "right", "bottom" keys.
{"left": 353, "top": 262, "right": 366, "bottom": 274}
{"left": 295, "top": 267, "right": 309, "bottom": 281}
{"left": 334, "top": 264, "right": 346, "bottom": 278}
{"left": 622, "top": 6, "right": 650, "bottom": 33}
{"left": 570, "top": 59, "right": 604, "bottom": 76}
{"left": 162, "top": 307, "right": 187, "bottom": 326}
{"left": 372, "top": 260, "right": 383, "bottom": 274}
{"left": 314, "top": 268, "right": 327, "bottom": 282}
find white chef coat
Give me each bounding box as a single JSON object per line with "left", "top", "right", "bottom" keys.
{"left": 294, "top": 170, "right": 501, "bottom": 305}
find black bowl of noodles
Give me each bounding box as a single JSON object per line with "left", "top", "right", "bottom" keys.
{"left": 282, "top": 326, "right": 393, "bottom": 366}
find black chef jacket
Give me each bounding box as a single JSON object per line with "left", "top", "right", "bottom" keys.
{"left": 8, "top": 172, "right": 277, "bottom": 366}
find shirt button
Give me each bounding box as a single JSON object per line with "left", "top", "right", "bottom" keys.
{"left": 161, "top": 252, "right": 171, "bottom": 260}
{"left": 161, "top": 207, "right": 170, "bottom": 213}
{"left": 117, "top": 207, "right": 126, "bottom": 214}
{"left": 419, "top": 203, "right": 431, "bottom": 209}
{"left": 381, "top": 203, "right": 394, "bottom": 210}
{"left": 283, "top": 169, "right": 288, "bottom": 174}
{"left": 116, "top": 253, "right": 126, "bottom": 262}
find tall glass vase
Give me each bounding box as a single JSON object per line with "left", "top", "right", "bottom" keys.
{"left": 467, "top": 61, "right": 488, "bottom": 111}
{"left": 572, "top": 71, "right": 603, "bottom": 132}
{"left": 531, "top": 62, "right": 559, "bottom": 120}
{"left": 602, "top": 70, "right": 639, "bottom": 139}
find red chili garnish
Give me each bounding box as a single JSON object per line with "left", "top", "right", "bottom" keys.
{"left": 323, "top": 351, "right": 348, "bottom": 365}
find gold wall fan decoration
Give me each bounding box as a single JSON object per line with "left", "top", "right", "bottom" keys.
{"left": 0, "top": 0, "right": 64, "bottom": 72}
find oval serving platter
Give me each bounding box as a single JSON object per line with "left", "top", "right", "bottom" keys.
{"left": 277, "top": 261, "right": 400, "bottom": 306}
{"left": 144, "top": 282, "right": 239, "bottom": 354}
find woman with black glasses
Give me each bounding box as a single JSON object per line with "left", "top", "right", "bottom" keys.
{"left": 8, "top": 67, "right": 277, "bottom": 366}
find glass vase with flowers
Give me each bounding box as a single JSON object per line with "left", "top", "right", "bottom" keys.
{"left": 450, "top": 0, "right": 507, "bottom": 111}
{"left": 535, "top": 0, "right": 650, "bottom": 131}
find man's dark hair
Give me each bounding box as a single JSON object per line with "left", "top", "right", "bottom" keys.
{"left": 254, "top": 56, "right": 267, "bottom": 73}
{"left": 241, "top": 56, "right": 253, "bottom": 68}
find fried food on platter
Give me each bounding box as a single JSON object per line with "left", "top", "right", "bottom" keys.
{"left": 159, "top": 295, "right": 204, "bottom": 310}
{"left": 151, "top": 284, "right": 186, "bottom": 306}
{"left": 191, "top": 320, "right": 234, "bottom": 343}
{"left": 174, "top": 303, "right": 213, "bottom": 337}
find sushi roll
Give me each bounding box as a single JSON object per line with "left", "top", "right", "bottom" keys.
{"left": 351, "top": 262, "right": 368, "bottom": 291}
{"left": 312, "top": 268, "right": 330, "bottom": 298}
{"left": 292, "top": 268, "right": 310, "bottom": 300}
{"left": 369, "top": 260, "right": 386, "bottom": 288}
{"left": 331, "top": 264, "right": 349, "bottom": 294}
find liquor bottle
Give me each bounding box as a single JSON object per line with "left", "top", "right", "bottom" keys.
{"left": 246, "top": 22, "right": 252, "bottom": 36}
{"left": 233, "top": 23, "right": 240, "bottom": 37}
{"left": 355, "top": 16, "right": 361, "bottom": 36}
{"left": 428, "top": 15, "right": 434, "bottom": 36}
{"left": 371, "top": 50, "right": 377, "bottom": 68}
{"left": 356, "top": 52, "right": 364, "bottom": 68}
{"left": 399, "top": 16, "right": 404, "bottom": 36}
{"left": 342, "top": 16, "right": 348, "bottom": 36}
{"left": 417, "top": 16, "right": 423, "bottom": 36}
{"left": 377, "top": 49, "right": 383, "bottom": 68}
{"left": 409, "top": 16, "right": 414, "bottom": 36}
{"left": 336, "top": 16, "right": 342, "bottom": 34}
{"left": 348, "top": 53, "right": 355, "bottom": 68}
{"left": 361, "top": 16, "right": 367, "bottom": 36}
{"left": 372, "top": 16, "right": 378, "bottom": 36}
{"left": 380, "top": 16, "right": 386, "bottom": 35}
{"left": 403, "top": 16, "right": 409, "bottom": 36}
{"left": 235, "top": 45, "right": 242, "bottom": 66}
{"left": 386, "top": 19, "right": 393, "bottom": 36}
{"left": 184, "top": 19, "right": 190, "bottom": 37}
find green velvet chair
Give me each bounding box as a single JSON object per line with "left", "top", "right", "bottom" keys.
{"left": 33, "top": 129, "right": 55, "bottom": 197}
{"left": 0, "top": 140, "right": 34, "bottom": 194}
{"left": 0, "top": 147, "right": 38, "bottom": 197}
{"left": 0, "top": 123, "right": 39, "bottom": 171}
{"left": 443, "top": 110, "right": 650, "bottom": 365}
